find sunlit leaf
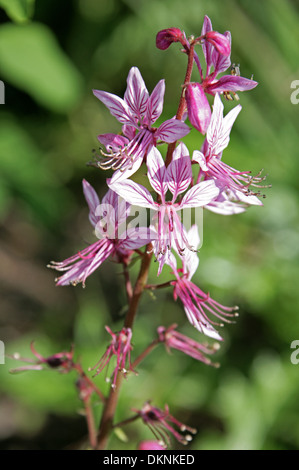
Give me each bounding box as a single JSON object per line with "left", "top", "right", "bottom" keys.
{"left": 0, "top": 23, "right": 83, "bottom": 112}
{"left": 0, "top": 0, "right": 35, "bottom": 23}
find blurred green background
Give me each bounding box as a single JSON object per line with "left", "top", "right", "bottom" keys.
{"left": 1, "top": 0, "right": 299, "bottom": 450}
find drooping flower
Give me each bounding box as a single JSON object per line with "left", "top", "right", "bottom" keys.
{"left": 157, "top": 324, "right": 220, "bottom": 367}
{"left": 192, "top": 93, "right": 266, "bottom": 198}
{"left": 92, "top": 67, "right": 190, "bottom": 183}
{"left": 109, "top": 144, "right": 219, "bottom": 274}
{"left": 134, "top": 401, "right": 197, "bottom": 447}
{"left": 9, "top": 342, "right": 74, "bottom": 373}
{"left": 48, "top": 180, "right": 154, "bottom": 287}
{"left": 90, "top": 326, "right": 135, "bottom": 388}
{"left": 167, "top": 225, "right": 238, "bottom": 340}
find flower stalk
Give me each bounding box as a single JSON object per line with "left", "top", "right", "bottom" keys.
{"left": 19, "top": 14, "right": 266, "bottom": 451}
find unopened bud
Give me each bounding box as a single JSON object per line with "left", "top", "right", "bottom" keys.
{"left": 156, "top": 28, "right": 184, "bottom": 50}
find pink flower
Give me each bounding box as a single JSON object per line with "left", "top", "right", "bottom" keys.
{"left": 168, "top": 226, "right": 238, "bottom": 340}
{"left": 192, "top": 93, "right": 266, "bottom": 199}
{"left": 134, "top": 402, "right": 196, "bottom": 447}
{"left": 200, "top": 16, "right": 258, "bottom": 98}
{"left": 49, "top": 180, "right": 154, "bottom": 287}
{"left": 90, "top": 326, "right": 135, "bottom": 388}
{"left": 138, "top": 440, "right": 166, "bottom": 450}
{"left": 93, "top": 67, "right": 190, "bottom": 183}
{"left": 109, "top": 144, "right": 219, "bottom": 273}
{"left": 10, "top": 343, "right": 74, "bottom": 373}
{"left": 157, "top": 324, "right": 220, "bottom": 367}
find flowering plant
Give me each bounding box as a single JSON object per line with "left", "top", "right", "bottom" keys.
{"left": 12, "top": 15, "right": 267, "bottom": 450}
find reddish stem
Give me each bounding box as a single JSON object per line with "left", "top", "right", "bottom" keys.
{"left": 145, "top": 281, "right": 172, "bottom": 290}
{"left": 84, "top": 398, "right": 97, "bottom": 449}
{"left": 74, "top": 363, "right": 106, "bottom": 403}
{"left": 113, "top": 414, "right": 140, "bottom": 429}
{"left": 131, "top": 340, "right": 159, "bottom": 369}
{"left": 96, "top": 244, "right": 153, "bottom": 450}
{"left": 123, "top": 263, "right": 133, "bottom": 302}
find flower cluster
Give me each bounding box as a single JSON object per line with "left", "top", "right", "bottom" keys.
{"left": 42, "top": 15, "right": 266, "bottom": 449}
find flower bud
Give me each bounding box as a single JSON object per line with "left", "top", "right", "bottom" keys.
{"left": 185, "top": 83, "right": 211, "bottom": 134}
{"left": 156, "top": 28, "right": 184, "bottom": 50}
{"left": 205, "top": 31, "right": 231, "bottom": 56}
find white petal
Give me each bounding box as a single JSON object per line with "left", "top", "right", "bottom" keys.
{"left": 180, "top": 180, "right": 219, "bottom": 209}
{"left": 147, "top": 147, "right": 167, "bottom": 198}
{"left": 109, "top": 179, "right": 156, "bottom": 210}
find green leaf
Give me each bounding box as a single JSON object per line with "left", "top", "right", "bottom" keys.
{"left": 0, "top": 23, "right": 83, "bottom": 112}
{"left": 0, "top": 116, "right": 71, "bottom": 225}
{"left": 0, "top": 0, "right": 35, "bottom": 23}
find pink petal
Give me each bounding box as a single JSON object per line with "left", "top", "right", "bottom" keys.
{"left": 97, "top": 133, "right": 129, "bottom": 152}
{"left": 205, "top": 31, "right": 231, "bottom": 56}
{"left": 212, "top": 31, "right": 231, "bottom": 74}
{"left": 207, "top": 75, "right": 258, "bottom": 93}
{"left": 122, "top": 124, "right": 136, "bottom": 140}
{"left": 201, "top": 15, "right": 213, "bottom": 70}
{"left": 109, "top": 160, "right": 144, "bottom": 185}
{"left": 192, "top": 150, "right": 208, "bottom": 171}
{"left": 146, "top": 79, "right": 165, "bottom": 125}
{"left": 120, "top": 227, "right": 156, "bottom": 250}
{"left": 146, "top": 147, "right": 167, "bottom": 199}
{"left": 167, "top": 143, "right": 192, "bottom": 198}
{"left": 180, "top": 180, "right": 219, "bottom": 209}
{"left": 109, "top": 179, "right": 156, "bottom": 210}
{"left": 101, "top": 189, "right": 130, "bottom": 226}
{"left": 93, "top": 90, "right": 137, "bottom": 127}
{"left": 185, "top": 83, "right": 211, "bottom": 134}
{"left": 155, "top": 118, "right": 190, "bottom": 143}
{"left": 82, "top": 179, "right": 100, "bottom": 227}
{"left": 124, "top": 67, "right": 149, "bottom": 120}
{"left": 206, "top": 200, "right": 247, "bottom": 215}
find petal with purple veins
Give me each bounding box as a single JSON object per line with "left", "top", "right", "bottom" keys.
{"left": 155, "top": 118, "right": 190, "bottom": 143}
{"left": 93, "top": 90, "right": 137, "bottom": 127}
{"left": 179, "top": 180, "right": 219, "bottom": 209}
{"left": 124, "top": 67, "right": 149, "bottom": 121}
